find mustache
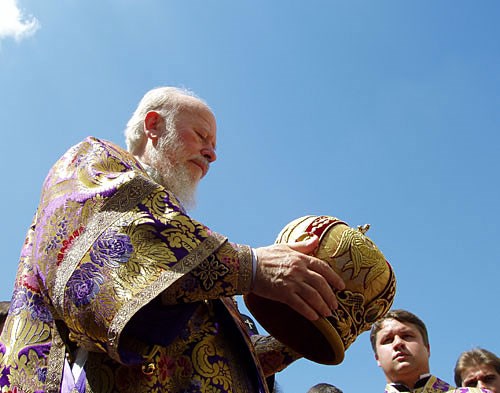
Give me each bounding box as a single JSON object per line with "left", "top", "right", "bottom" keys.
{"left": 191, "top": 156, "right": 210, "bottom": 175}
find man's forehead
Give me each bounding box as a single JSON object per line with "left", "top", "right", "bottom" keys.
{"left": 177, "top": 95, "right": 211, "bottom": 113}
{"left": 378, "top": 319, "right": 417, "bottom": 336}
{"left": 177, "top": 98, "right": 215, "bottom": 124}
{"left": 464, "top": 364, "right": 498, "bottom": 378}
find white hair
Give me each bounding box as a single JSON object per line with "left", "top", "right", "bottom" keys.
{"left": 124, "top": 86, "right": 206, "bottom": 154}
{"left": 144, "top": 135, "right": 198, "bottom": 211}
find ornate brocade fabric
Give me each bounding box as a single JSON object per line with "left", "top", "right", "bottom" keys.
{"left": 384, "top": 375, "right": 492, "bottom": 393}
{"left": 0, "top": 137, "right": 292, "bottom": 393}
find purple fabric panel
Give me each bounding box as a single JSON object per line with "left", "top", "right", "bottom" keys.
{"left": 119, "top": 298, "right": 198, "bottom": 364}
{"left": 75, "top": 367, "right": 86, "bottom": 393}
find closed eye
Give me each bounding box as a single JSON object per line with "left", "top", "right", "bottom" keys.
{"left": 194, "top": 129, "right": 207, "bottom": 140}
{"left": 194, "top": 129, "right": 216, "bottom": 151}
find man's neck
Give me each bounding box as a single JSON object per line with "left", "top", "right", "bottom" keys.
{"left": 389, "top": 373, "right": 431, "bottom": 391}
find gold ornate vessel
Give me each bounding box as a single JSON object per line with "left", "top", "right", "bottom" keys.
{"left": 244, "top": 215, "right": 396, "bottom": 365}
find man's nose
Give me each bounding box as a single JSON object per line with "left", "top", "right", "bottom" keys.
{"left": 393, "top": 335, "right": 404, "bottom": 348}
{"left": 202, "top": 146, "right": 217, "bottom": 163}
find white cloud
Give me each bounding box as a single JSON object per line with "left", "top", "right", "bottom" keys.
{"left": 0, "top": 0, "right": 40, "bottom": 41}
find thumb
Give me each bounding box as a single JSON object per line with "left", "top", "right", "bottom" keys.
{"left": 287, "top": 233, "right": 319, "bottom": 255}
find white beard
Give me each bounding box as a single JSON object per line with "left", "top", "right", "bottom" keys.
{"left": 143, "top": 135, "right": 198, "bottom": 211}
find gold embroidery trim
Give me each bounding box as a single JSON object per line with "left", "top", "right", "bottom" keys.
{"left": 107, "top": 234, "right": 226, "bottom": 363}
{"left": 45, "top": 323, "right": 67, "bottom": 393}
{"left": 236, "top": 243, "right": 253, "bottom": 293}
{"left": 53, "top": 175, "right": 158, "bottom": 318}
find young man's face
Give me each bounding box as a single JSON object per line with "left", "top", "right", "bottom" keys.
{"left": 461, "top": 364, "right": 500, "bottom": 393}
{"left": 374, "top": 318, "right": 430, "bottom": 388}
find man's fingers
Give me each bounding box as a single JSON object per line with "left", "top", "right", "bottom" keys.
{"left": 286, "top": 293, "right": 322, "bottom": 321}
{"left": 311, "top": 258, "right": 345, "bottom": 291}
{"left": 303, "top": 270, "right": 340, "bottom": 312}
{"left": 252, "top": 241, "right": 346, "bottom": 320}
{"left": 297, "top": 281, "right": 336, "bottom": 318}
{"left": 286, "top": 234, "right": 319, "bottom": 255}
{"left": 287, "top": 235, "right": 345, "bottom": 292}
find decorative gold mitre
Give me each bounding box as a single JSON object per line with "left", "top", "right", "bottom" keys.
{"left": 244, "top": 215, "right": 396, "bottom": 365}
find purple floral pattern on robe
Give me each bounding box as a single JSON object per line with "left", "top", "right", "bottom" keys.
{"left": 67, "top": 263, "right": 105, "bottom": 306}
{"left": 90, "top": 230, "right": 134, "bottom": 268}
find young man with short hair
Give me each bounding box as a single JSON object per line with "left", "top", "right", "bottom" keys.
{"left": 370, "top": 309, "right": 491, "bottom": 393}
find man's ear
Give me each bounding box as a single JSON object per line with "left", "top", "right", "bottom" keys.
{"left": 375, "top": 353, "right": 381, "bottom": 367}
{"left": 144, "top": 111, "right": 163, "bottom": 144}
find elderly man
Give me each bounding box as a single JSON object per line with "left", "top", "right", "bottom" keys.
{"left": 0, "top": 87, "right": 344, "bottom": 393}
{"left": 454, "top": 348, "right": 500, "bottom": 393}
{"left": 370, "top": 309, "right": 491, "bottom": 393}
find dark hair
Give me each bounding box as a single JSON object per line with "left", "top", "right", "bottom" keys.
{"left": 369, "top": 309, "right": 429, "bottom": 354}
{"left": 454, "top": 347, "right": 500, "bottom": 386}
{"left": 307, "top": 383, "right": 343, "bottom": 393}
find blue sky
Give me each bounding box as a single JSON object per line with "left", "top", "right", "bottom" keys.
{"left": 1, "top": 1, "right": 499, "bottom": 392}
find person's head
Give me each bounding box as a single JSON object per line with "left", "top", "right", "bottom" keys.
{"left": 306, "top": 383, "right": 343, "bottom": 393}
{"left": 124, "top": 86, "right": 217, "bottom": 210}
{"left": 0, "top": 301, "right": 10, "bottom": 332}
{"left": 454, "top": 348, "right": 500, "bottom": 393}
{"left": 369, "top": 309, "right": 431, "bottom": 389}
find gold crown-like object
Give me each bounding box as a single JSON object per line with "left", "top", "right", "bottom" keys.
{"left": 244, "top": 215, "right": 396, "bottom": 365}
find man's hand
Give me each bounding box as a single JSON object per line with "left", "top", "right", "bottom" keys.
{"left": 252, "top": 235, "right": 345, "bottom": 321}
